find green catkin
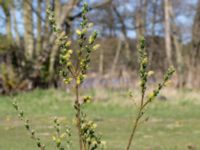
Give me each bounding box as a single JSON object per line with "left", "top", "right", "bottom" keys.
{"left": 48, "top": 1, "right": 104, "bottom": 150}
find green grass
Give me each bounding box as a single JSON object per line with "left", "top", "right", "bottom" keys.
{"left": 0, "top": 88, "right": 200, "bottom": 150}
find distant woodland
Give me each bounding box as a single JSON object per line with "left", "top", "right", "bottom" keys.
{"left": 0, "top": 0, "right": 200, "bottom": 93}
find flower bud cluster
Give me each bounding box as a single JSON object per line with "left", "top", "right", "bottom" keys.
{"left": 76, "top": 3, "right": 99, "bottom": 84}
{"left": 136, "top": 38, "right": 175, "bottom": 103}
{"left": 47, "top": 2, "right": 99, "bottom": 86}
{"left": 80, "top": 115, "right": 105, "bottom": 150}
{"left": 83, "top": 96, "right": 92, "bottom": 103}
{"left": 138, "top": 37, "right": 148, "bottom": 96}
{"left": 52, "top": 117, "right": 72, "bottom": 150}
{"left": 147, "top": 67, "right": 175, "bottom": 102}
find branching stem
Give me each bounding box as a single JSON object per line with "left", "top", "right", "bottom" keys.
{"left": 126, "top": 100, "right": 145, "bottom": 150}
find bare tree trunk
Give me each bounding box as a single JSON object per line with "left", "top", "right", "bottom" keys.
{"left": 135, "top": 0, "right": 147, "bottom": 39}
{"left": 189, "top": 0, "right": 200, "bottom": 88}
{"left": 164, "top": 0, "right": 173, "bottom": 66}
{"left": 173, "top": 34, "right": 184, "bottom": 87}
{"left": 45, "top": 0, "right": 50, "bottom": 33}
{"left": 169, "top": 6, "right": 184, "bottom": 88}
{"left": 42, "top": 0, "right": 50, "bottom": 53}
{"left": 55, "top": 0, "right": 61, "bottom": 27}
{"left": 113, "top": 6, "right": 131, "bottom": 64}
{"left": 151, "top": 0, "right": 157, "bottom": 36}
{"left": 23, "top": 0, "right": 34, "bottom": 61}
{"left": 11, "top": 4, "right": 21, "bottom": 46}
{"left": 111, "top": 39, "right": 122, "bottom": 74}
{"left": 1, "top": 2, "right": 12, "bottom": 39}
{"left": 149, "top": 0, "right": 158, "bottom": 67}
{"left": 36, "top": 0, "right": 43, "bottom": 56}
{"left": 6, "top": 12, "right": 12, "bottom": 40}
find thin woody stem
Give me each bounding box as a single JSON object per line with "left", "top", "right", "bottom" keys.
{"left": 75, "top": 83, "right": 83, "bottom": 150}
{"left": 141, "top": 92, "right": 145, "bottom": 108}
{"left": 126, "top": 107, "right": 143, "bottom": 150}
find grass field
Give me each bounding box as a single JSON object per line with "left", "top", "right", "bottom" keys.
{"left": 0, "top": 88, "right": 200, "bottom": 150}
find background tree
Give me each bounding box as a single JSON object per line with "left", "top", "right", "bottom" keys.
{"left": 0, "top": 0, "right": 199, "bottom": 92}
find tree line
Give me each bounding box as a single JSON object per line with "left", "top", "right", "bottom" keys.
{"left": 0, "top": 0, "right": 199, "bottom": 93}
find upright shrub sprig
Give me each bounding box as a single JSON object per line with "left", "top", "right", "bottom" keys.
{"left": 126, "top": 37, "right": 175, "bottom": 150}
{"left": 12, "top": 100, "right": 45, "bottom": 150}
{"left": 48, "top": 2, "right": 102, "bottom": 150}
